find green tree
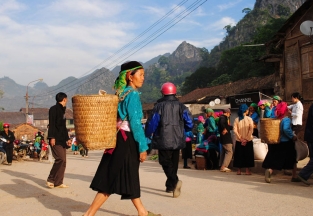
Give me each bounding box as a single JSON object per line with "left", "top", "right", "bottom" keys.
{"left": 158, "top": 56, "right": 169, "bottom": 66}
{"left": 242, "top": 8, "right": 251, "bottom": 14}
{"left": 181, "top": 67, "right": 217, "bottom": 94}
{"left": 223, "top": 24, "right": 233, "bottom": 35}
{"left": 209, "top": 74, "right": 231, "bottom": 86}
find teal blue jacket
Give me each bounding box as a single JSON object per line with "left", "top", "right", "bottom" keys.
{"left": 118, "top": 86, "right": 148, "bottom": 153}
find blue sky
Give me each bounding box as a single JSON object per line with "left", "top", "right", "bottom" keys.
{"left": 0, "top": 0, "right": 255, "bottom": 86}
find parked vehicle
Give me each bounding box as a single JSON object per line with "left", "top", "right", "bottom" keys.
{"left": 0, "top": 137, "right": 7, "bottom": 164}
{"left": 13, "top": 140, "right": 30, "bottom": 161}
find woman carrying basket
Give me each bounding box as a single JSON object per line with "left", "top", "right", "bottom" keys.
{"left": 84, "top": 61, "right": 160, "bottom": 216}
{"left": 262, "top": 102, "right": 298, "bottom": 183}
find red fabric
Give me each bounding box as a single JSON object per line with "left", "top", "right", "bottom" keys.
{"left": 276, "top": 102, "right": 288, "bottom": 119}
{"left": 196, "top": 147, "right": 208, "bottom": 153}
{"left": 103, "top": 129, "right": 128, "bottom": 155}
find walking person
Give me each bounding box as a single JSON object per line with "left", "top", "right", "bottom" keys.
{"left": 218, "top": 109, "right": 233, "bottom": 172}
{"left": 262, "top": 102, "right": 298, "bottom": 183}
{"left": 287, "top": 92, "right": 304, "bottom": 135}
{"left": 84, "top": 61, "right": 160, "bottom": 216}
{"left": 145, "top": 82, "right": 193, "bottom": 198}
{"left": 297, "top": 103, "right": 313, "bottom": 186}
{"left": 233, "top": 104, "right": 255, "bottom": 175}
{"left": 46, "top": 92, "right": 71, "bottom": 189}
{"left": 0, "top": 123, "right": 15, "bottom": 165}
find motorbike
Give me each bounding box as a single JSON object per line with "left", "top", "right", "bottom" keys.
{"left": 0, "top": 137, "right": 7, "bottom": 164}
{"left": 13, "top": 140, "right": 31, "bottom": 161}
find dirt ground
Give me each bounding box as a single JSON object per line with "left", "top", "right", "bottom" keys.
{"left": 1, "top": 150, "right": 313, "bottom": 216}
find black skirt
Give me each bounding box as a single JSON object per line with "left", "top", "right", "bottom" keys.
{"left": 262, "top": 140, "right": 297, "bottom": 170}
{"left": 90, "top": 131, "right": 140, "bottom": 199}
{"left": 233, "top": 141, "right": 255, "bottom": 168}
{"left": 182, "top": 141, "right": 192, "bottom": 159}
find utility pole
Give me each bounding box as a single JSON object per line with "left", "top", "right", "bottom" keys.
{"left": 25, "top": 78, "right": 43, "bottom": 123}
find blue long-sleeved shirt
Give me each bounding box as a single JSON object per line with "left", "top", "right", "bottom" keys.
{"left": 118, "top": 86, "right": 148, "bottom": 153}
{"left": 250, "top": 112, "right": 259, "bottom": 124}
{"left": 203, "top": 116, "right": 217, "bottom": 133}
{"left": 280, "top": 117, "right": 294, "bottom": 142}
{"left": 264, "top": 106, "right": 271, "bottom": 118}
{"left": 270, "top": 106, "right": 277, "bottom": 118}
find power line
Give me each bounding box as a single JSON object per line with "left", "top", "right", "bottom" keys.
{"left": 38, "top": 0, "right": 207, "bottom": 95}
{"left": 106, "top": 0, "right": 205, "bottom": 70}
{"left": 39, "top": 0, "right": 207, "bottom": 97}
{"left": 34, "top": 0, "right": 189, "bottom": 98}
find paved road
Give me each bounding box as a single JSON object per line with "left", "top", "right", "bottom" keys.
{"left": 0, "top": 150, "right": 312, "bottom": 216}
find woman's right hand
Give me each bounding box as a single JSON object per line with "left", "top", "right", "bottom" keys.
{"left": 139, "top": 151, "right": 147, "bottom": 163}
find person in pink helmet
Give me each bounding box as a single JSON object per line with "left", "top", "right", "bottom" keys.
{"left": 145, "top": 82, "right": 193, "bottom": 198}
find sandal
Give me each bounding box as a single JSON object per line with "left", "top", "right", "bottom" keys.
{"left": 220, "top": 167, "right": 231, "bottom": 172}
{"left": 46, "top": 181, "right": 54, "bottom": 189}
{"left": 55, "top": 184, "right": 69, "bottom": 188}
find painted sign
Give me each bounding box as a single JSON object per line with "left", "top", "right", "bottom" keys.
{"left": 229, "top": 92, "right": 260, "bottom": 108}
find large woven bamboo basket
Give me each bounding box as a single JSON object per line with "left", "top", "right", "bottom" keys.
{"left": 259, "top": 118, "right": 281, "bottom": 144}
{"left": 72, "top": 94, "right": 118, "bottom": 150}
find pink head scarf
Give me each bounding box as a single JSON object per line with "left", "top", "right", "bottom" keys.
{"left": 276, "top": 102, "right": 288, "bottom": 119}
{"left": 198, "top": 116, "right": 205, "bottom": 123}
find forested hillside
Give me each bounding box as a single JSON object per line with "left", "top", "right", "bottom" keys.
{"left": 140, "top": 0, "right": 305, "bottom": 102}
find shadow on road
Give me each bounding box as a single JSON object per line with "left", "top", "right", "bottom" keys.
{"left": 0, "top": 170, "right": 128, "bottom": 216}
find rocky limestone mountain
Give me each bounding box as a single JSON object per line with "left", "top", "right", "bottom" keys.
{"left": 255, "top": 0, "right": 306, "bottom": 15}
{"left": 146, "top": 41, "right": 202, "bottom": 77}
{"left": 204, "top": 0, "right": 306, "bottom": 67}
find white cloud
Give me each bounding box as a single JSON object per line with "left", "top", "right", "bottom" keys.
{"left": 0, "top": 0, "right": 26, "bottom": 14}
{"left": 48, "top": 0, "right": 124, "bottom": 17}
{"left": 209, "top": 17, "right": 236, "bottom": 31}
{"left": 217, "top": 0, "right": 242, "bottom": 11}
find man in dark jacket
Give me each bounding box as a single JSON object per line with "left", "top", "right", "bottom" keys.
{"left": 218, "top": 108, "right": 233, "bottom": 172}
{"left": 297, "top": 103, "right": 313, "bottom": 186}
{"left": 145, "top": 82, "right": 193, "bottom": 198}
{"left": 46, "top": 92, "right": 70, "bottom": 189}
{"left": 0, "top": 123, "right": 15, "bottom": 165}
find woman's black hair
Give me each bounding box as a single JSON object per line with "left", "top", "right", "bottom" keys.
{"left": 291, "top": 92, "right": 303, "bottom": 103}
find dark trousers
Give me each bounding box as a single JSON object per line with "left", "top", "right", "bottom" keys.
{"left": 158, "top": 149, "right": 180, "bottom": 190}
{"left": 299, "top": 142, "right": 313, "bottom": 180}
{"left": 292, "top": 124, "right": 302, "bottom": 135}
{"left": 47, "top": 145, "right": 66, "bottom": 186}
{"left": 5, "top": 144, "right": 13, "bottom": 163}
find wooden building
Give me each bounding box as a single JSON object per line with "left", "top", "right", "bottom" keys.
{"left": 261, "top": 0, "right": 313, "bottom": 139}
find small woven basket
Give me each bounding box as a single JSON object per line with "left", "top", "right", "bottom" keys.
{"left": 195, "top": 155, "right": 206, "bottom": 170}
{"left": 259, "top": 118, "right": 281, "bottom": 144}
{"left": 72, "top": 94, "right": 119, "bottom": 150}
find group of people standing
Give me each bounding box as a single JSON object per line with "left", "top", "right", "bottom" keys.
{"left": 193, "top": 92, "right": 313, "bottom": 187}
